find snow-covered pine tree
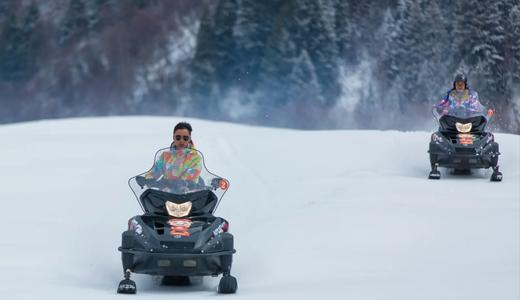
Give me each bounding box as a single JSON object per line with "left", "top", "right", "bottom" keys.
{"left": 289, "top": 0, "right": 340, "bottom": 106}
{"left": 260, "top": 22, "right": 298, "bottom": 103}
{"left": 469, "top": 0, "right": 504, "bottom": 98}
{"left": 0, "top": 4, "right": 40, "bottom": 82}
{"left": 375, "top": 8, "right": 399, "bottom": 85}
{"left": 416, "top": 0, "right": 449, "bottom": 103}
{"left": 290, "top": 49, "right": 324, "bottom": 107}
{"left": 234, "top": 0, "right": 278, "bottom": 91}
{"left": 189, "top": 3, "right": 219, "bottom": 116}
{"left": 452, "top": 0, "right": 479, "bottom": 67}
{"left": 256, "top": 24, "right": 301, "bottom": 123}
{"left": 368, "top": 7, "right": 401, "bottom": 120}
{"left": 190, "top": 0, "right": 241, "bottom": 117}
{"left": 390, "top": 0, "right": 425, "bottom": 103}
{"left": 333, "top": 1, "right": 355, "bottom": 65}
{"left": 502, "top": 2, "right": 520, "bottom": 132}
{"left": 211, "top": 0, "right": 239, "bottom": 91}
{"left": 283, "top": 49, "right": 327, "bottom": 128}
{"left": 510, "top": 4, "right": 520, "bottom": 87}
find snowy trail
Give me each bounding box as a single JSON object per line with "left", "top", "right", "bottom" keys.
{"left": 0, "top": 117, "right": 518, "bottom": 300}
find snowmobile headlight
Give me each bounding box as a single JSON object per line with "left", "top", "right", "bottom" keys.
{"left": 456, "top": 122, "right": 472, "bottom": 133}
{"left": 183, "top": 259, "right": 197, "bottom": 267}
{"left": 165, "top": 201, "right": 192, "bottom": 218}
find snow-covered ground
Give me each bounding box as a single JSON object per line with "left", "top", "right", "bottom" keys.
{"left": 0, "top": 116, "right": 518, "bottom": 300}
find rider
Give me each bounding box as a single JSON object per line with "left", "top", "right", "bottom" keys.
{"left": 436, "top": 73, "right": 488, "bottom": 116}
{"left": 144, "top": 122, "right": 202, "bottom": 185}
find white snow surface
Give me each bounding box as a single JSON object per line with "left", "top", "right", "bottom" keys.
{"left": 0, "top": 116, "right": 519, "bottom": 300}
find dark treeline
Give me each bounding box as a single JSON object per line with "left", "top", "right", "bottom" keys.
{"left": 0, "top": 0, "right": 519, "bottom": 133}
{"left": 0, "top": 0, "right": 207, "bottom": 122}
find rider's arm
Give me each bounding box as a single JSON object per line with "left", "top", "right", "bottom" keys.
{"left": 467, "top": 91, "right": 485, "bottom": 114}
{"left": 435, "top": 93, "right": 450, "bottom": 114}
{"left": 144, "top": 152, "right": 165, "bottom": 179}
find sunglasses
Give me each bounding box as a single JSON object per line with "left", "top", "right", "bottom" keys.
{"left": 175, "top": 135, "right": 190, "bottom": 142}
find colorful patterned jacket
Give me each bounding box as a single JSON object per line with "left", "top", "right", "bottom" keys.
{"left": 145, "top": 146, "right": 202, "bottom": 182}
{"left": 436, "top": 89, "right": 485, "bottom": 115}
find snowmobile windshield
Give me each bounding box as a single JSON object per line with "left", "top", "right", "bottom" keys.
{"left": 438, "top": 105, "right": 486, "bottom": 119}
{"left": 128, "top": 147, "right": 229, "bottom": 213}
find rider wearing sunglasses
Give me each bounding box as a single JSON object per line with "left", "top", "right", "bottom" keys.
{"left": 172, "top": 122, "right": 194, "bottom": 149}
{"left": 144, "top": 122, "right": 202, "bottom": 186}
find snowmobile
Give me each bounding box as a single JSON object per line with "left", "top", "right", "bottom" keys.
{"left": 117, "top": 147, "right": 237, "bottom": 294}
{"left": 428, "top": 106, "right": 502, "bottom": 181}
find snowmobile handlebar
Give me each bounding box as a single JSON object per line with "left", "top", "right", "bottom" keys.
{"left": 135, "top": 175, "right": 221, "bottom": 192}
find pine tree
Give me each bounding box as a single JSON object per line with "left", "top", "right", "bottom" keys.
{"left": 289, "top": 0, "right": 340, "bottom": 105}
{"left": 390, "top": 0, "right": 425, "bottom": 101}
{"left": 291, "top": 50, "right": 324, "bottom": 106}
{"left": 416, "top": 0, "right": 449, "bottom": 102}
{"left": 0, "top": 2, "right": 9, "bottom": 23}
{"left": 259, "top": 25, "right": 299, "bottom": 110}
{"left": 453, "top": 0, "right": 479, "bottom": 65}
{"left": 374, "top": 0, "right": 451, "bottom": 117}
{"left": 339, "top": 0, "right": 386, "bottom": 60}
{"left": 190, "top": 3, "right": 219, "bottom": 116}
{"left": 367, "top": 7, "right": 402, "bottom": 124}
{"left": 470, "top": 0, "right": 505, "bottom": 98}
{"left": 212, "top": 0, "right": 239, "bottom": 90}
{"left": 189, "top": 0, "right": 239, "bottom": 116}
{"left": 501, "top": 2, "right": 520, "bottom": 132}
{"left": 334, "top": 1, "right": 355, "bottom": 64}
{"left": 21, "top": 2, "right": 40, "bottom": 78}
{"left": 376, "top": 8, "right": 399, "bottom": 84}
{"left": 510, "top": 5, "right": 520, "bottom": 86}
{"left": 234, "top": 1, "right": 279, "bottom": 91}
{"left": 285, "top": 49, "right": 327, "bottom": 128}
{"left": 0, "top": 4, "right": 41, "bottom": 82}
{"left": 333, "top": 0, "right": 369, "bottom": 65}
{"left": 0, "top": 14, "right": 23, "bottom": 81}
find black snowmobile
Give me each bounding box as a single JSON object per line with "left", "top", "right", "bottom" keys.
{"left": 428, "top": 106, "right": 502, "bottom": 181}
{"left": 117, "top": 147, "right": 237, "bottom": 294}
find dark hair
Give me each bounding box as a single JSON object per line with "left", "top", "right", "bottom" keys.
{"left": 452, "top": 73, "right": 468, "bottom": 89}
{"left": 173, "top": 122, "right": 192, "bottom": 134}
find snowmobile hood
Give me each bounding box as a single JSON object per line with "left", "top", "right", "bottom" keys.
{"left": 439, "top": 115, "right": 487, "bottom": 133}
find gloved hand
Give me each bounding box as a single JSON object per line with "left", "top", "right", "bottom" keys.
{"left": 211, "top": 177, "right": 222, "bottom": 189}
{"left": 135, "top": 176, "right": 147, "bottom": 188}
